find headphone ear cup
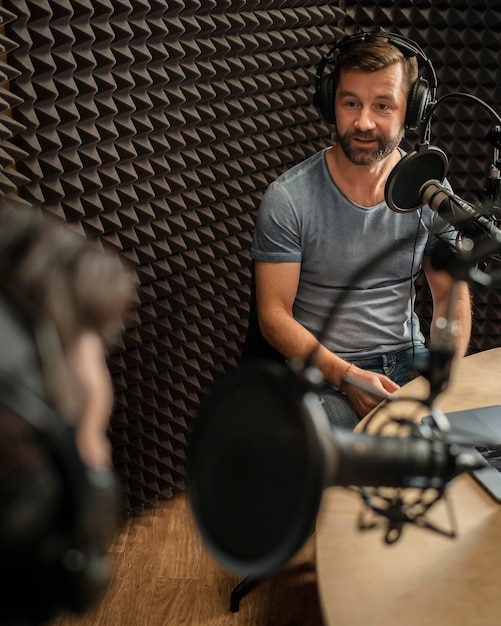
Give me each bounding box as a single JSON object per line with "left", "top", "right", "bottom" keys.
{"left": 318, "top": 73, "right": 336, "bottom": 125}
{"left": 405, "top": 76, "right": 431, "bottom": 131}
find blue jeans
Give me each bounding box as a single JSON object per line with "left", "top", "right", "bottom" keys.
{"left": 317, "top": 345, "right": 429, "bottom": 430}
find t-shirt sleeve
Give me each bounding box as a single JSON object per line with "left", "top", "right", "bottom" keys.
{"left": 250, "top": 181, "right": 303, "bottom": 263}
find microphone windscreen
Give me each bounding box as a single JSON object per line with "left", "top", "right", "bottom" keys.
{"left": 385, "top": 143, "right": 448, "bottom": 213}
{"left": 186, "top": 360, "right": 327, "bottom": 577}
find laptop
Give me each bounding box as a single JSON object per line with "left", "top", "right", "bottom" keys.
{"left": 422, "top": 405, "right": 501, "bottom": 502}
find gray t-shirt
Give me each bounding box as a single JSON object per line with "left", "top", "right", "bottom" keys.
{"left": 251, "top": 148, "right": 457, "bottom": 359}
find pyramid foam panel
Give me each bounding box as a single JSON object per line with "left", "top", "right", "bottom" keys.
{"left": 4, "top": 0, "right": 345, "bottom": 511}
{"left": 0, "top": 6, "right": 31, "bottom": 204}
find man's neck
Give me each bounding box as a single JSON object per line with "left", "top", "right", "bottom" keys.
{"left": 326, "top": 144, "right": 402, "bottom": 208}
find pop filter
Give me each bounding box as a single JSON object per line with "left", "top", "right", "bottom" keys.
{"left": 186, "top": 359, "right": 330, "bottom": 577}
{"left": 385, "top": 142, "right": 449, "bottom": 213}
{"left": 186, "top": 361, "right": 487, "bottom": 568}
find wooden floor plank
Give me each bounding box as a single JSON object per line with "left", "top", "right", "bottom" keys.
{"left": 49, "top": 493, "right": 324, "bottom": 626}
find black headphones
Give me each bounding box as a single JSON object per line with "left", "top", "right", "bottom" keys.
{"left": 313, "top": 29, "right": 437, "bottom": 131}
{"left": 0, "top": 290, "right": 119, "bottom": 625}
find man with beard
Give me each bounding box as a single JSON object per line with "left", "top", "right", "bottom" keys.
{"left": 250, "top": 31, "right": 472, "bottom": 429}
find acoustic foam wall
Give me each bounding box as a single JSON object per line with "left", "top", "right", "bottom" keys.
{"left": 4, "top": 0, "right": 345, "bottom": 511}
{"left": 346, "top": 0, "right": 501, "bottom": 354}
{"left": 0, "top": 6, "right": 32, "bottom": 202}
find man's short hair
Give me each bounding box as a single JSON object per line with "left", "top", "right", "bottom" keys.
{"left": 333, "top": 32, "right": 419, "bottom": 99}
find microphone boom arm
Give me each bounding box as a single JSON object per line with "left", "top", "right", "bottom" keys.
{"left": 421, "top": 93, "right": 501, "bottom": 142}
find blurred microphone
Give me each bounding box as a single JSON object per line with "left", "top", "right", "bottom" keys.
{"left": 186, "top": 360, "right": 482, "bottom": 577}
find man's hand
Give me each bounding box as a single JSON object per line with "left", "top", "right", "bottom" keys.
{"left": 342, "top": 366, "right": 399, "bottom": 417}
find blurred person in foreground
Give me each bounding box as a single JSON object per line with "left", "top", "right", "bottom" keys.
{"left": 0, "top": 204, "right": 135, "bottom": 625}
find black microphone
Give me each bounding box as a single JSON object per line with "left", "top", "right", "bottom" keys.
{"left": 186, "top": 360, "right": 482, "bottom": 577}
{"left": 420, "top": 179, "right": 501, "bottom": 238}
{"left": 328, "top": 428, "right": 478, "bottom": 489}
{"left": 421, "top": 181, "right": 501, "bottom": 279}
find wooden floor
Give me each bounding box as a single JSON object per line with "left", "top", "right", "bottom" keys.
{"left": 50, "top": 492, "right": 324, "bottom": 626}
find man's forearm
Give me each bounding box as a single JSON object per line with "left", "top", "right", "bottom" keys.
{"left": 259, "top": 312, "right": 351, "bottom": 388}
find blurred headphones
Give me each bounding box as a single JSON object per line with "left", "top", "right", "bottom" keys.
{"left": 313, "top": 29, "right": 437, "bottom": 131}
{"left": 0, "top": 289, "right": 119, "bottom": 625}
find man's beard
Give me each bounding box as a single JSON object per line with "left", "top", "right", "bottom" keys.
{"left": 337, "top": 128, "right": 404, "bottom": 166}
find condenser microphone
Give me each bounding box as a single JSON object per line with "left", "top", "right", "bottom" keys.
{"left": 385, "top": 142, "right": 449, "bottom": 213}
{"left": 186, "top": 360, "right": 483, "bottom": 577}
{"left": 420, "top": 179, "right": 501, "bottom": 239}
{"left": 325, "top": 428, "right": 478, "bottom": 488}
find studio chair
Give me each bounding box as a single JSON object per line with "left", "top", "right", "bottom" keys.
{"left": 240, "top": 261, "right": 285, "bottom": 365}
{"left": 231, "top": 262, "right": 285, "bottom": 612}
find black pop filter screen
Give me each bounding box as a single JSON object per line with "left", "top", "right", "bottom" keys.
{"left": 385, "top": 143, "right": 448, "bottom": 213}
{"left": 186, "top": 360, "right": 327, "bottom": 577}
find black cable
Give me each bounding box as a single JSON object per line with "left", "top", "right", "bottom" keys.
{"left": 409, "top": 208, "right": 423, "bottom": 360}
{"left": 305, "top": 227, "right": 451, "bottom": 370}
{"left": 305, "top": 241, "right": 398, "bottom": 368}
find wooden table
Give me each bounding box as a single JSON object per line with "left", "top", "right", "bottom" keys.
{"left": 315, "top": 347, "right": 501, "bottom": 626}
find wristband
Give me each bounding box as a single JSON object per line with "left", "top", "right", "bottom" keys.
{"left": 339, "top": 362, "right": 354, "bottom": 392}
